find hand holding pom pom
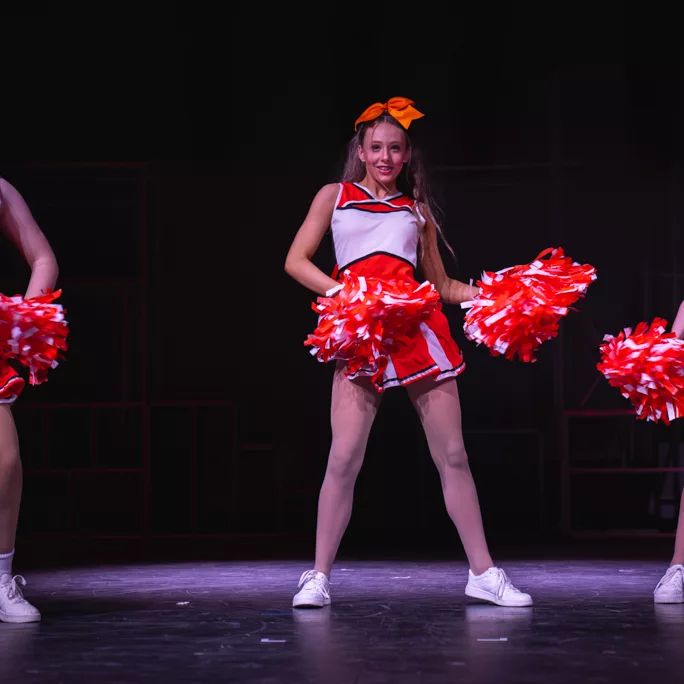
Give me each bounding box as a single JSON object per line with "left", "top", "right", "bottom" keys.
{"left": 304, "top": 270, "right": 441, "bottom": 383}
{"left": 0, "top": 289, "right": 69, "bottom": 385}
{"left": 461, "top": 247, "right": 597, "bottom": 363}
{"left": 597, "top": 318, "right": 684, "bottom": 424}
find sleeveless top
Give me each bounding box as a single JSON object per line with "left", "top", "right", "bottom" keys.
{"left": 330, "top": 182, "right": 425, "bottom": 274}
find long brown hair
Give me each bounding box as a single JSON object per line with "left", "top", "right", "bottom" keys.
{"left": 341, "top": 114, "right": 455, "bottom": 259}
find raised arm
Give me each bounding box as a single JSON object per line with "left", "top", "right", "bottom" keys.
{"left": 0, "top": 178, "right": 59, "bottom": 298}
{"left": 285, "top": 183, "right": 341, "bottom": 296}
{"left": 417, "top": 204, "right": 478, "bottom": 304}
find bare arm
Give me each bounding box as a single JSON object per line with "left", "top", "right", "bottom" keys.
{"left": 285, "top": 183, "right": 341, "bottom": 296}
{"left": 417, "top": 204, "right": 478, "bottom": 305}
{"left": 0, "top": 178, "right": 59, "bottom": 298}
{"left": 672, "top": 300, "right": 684, "bottom": 339}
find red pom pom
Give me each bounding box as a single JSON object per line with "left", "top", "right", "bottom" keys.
{"left": 597, "top": 318, "right": 684, "bottom": 424}
{"left": 0, "top": 289, "right": 69, "bottom": 385}
{"left": 461, "top": 247, "right": 597, "bottom": 362}
{"left": 304, "top": 270, "right": 441, "bottom": 383}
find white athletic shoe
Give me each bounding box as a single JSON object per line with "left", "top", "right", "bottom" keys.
{"left": 0, "top": 574, "right": 41, "bottom": 623}
{"left": 465, "top": 567, "right": 533, "bottom": 607}
{"left": 654, "top": 564, "right": 684, "bottom": 603}
{"left": 293, "top": 570, "right": 331, "bottom": 608}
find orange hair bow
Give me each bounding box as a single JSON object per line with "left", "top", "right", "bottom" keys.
{"left": 354, "top": 97, "right": 424, "bottom": 131}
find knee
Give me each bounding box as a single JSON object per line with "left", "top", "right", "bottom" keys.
{"left": 326, "top": 438, "right": 364, "bottom": 483}
{"left": 435, "top": 442, "right": 469, "bottom": 473}
{"left": 0, "top": 445, "right": 20, "bottom": 478}
{"left": 0, "top": 431, "right": 19, "bottom": 464}
{"left": 0, "top": 441, "right": 19, "bottom": 468}
{"left": 0, "top": 407, "right": 19, "bottom": 469}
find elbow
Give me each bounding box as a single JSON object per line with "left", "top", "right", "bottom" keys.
{"left": 436, "top": 278, "right": 452, "bottom": 304}
{"left": 34, "top": 253, "right": 58, "bottom": 268}
{"left": 284, "top": 254, "right": 305, "bottom": 279}
{"left": 438, "top": 278, "right": 471, "bottom": 305}
{"left": 48, "top": 257, "right": 60, "bottom": 283}
{"left": 33, "top": 255, "right": 59, "bottom": 287}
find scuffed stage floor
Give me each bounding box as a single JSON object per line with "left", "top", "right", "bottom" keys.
{"left": 1, "top": 559, "right": 681, "bottom": 683}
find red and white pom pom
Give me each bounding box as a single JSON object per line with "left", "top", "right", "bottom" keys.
{"left": 0, "top": 289, "right": 69, "bottom": 385}
{"left": 304, "top": 270, "right": 441, "bottom": 383}
{"left": 460, "top": 247, "right": 597, "bottom": 362}
{"left": 597, "top": 318, "right": 684, "bottom": 424}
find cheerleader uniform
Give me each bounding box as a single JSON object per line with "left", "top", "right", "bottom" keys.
{"left": 330, "top": 181, "right": 465, "bottom": 391}
{"left": 0, "top": 181, "right": 26, "bottom": 404}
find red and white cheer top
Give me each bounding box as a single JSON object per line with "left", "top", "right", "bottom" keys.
{"left": 330, "top": 182, "right": 465, "bottom": 390}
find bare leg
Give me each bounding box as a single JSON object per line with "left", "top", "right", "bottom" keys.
{"left": 671, "top": 488, "right": 684, "bottom": 566}
{"left": 0, "top": 405, "right": 22, "bottom": 555}
{"left": 0, "top": 403, "right": 41, "bottom": 622}
{"left": 313, "top": 363, "right": 382, "bottom": 577}
{"left": 407, "top": 377, "right": 494, "bottom": 575}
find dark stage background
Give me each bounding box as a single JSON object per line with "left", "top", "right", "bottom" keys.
{"left": 1, "top": 6, "right": 683, "bottom": 565}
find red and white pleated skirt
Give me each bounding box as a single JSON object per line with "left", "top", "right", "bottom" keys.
{"left": 335, "top": 254, "right": 465, "bottom": 391}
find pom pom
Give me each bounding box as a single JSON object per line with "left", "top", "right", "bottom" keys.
{"left": 461, "top": 247, "right": 597, "bottom": 362}
{"left": 597, "top": 317, "right": 684, "bottom": 424}
{"left": 0, "top": 289, "right": 69, "bottom": 385}
{"left": 304, "top": 270, "right": 440, "bottom": 383}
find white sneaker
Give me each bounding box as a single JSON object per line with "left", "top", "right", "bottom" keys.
{"left": 465, "top": 567, "right": 533, "bottom": 607}
{"left": 293, "top": 570, "right": 331, "bottom": 608}
{"left": 0, "top": 574, "right": 41, "bottom": 623}
{"left": 654, "top": 565, "right": 684, "bottom": 603}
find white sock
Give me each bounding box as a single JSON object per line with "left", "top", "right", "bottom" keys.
{"left": 0, "top": 549, "right": 14, "bottom": 575}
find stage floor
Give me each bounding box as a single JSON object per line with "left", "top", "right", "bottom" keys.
{"left": 1, "top": 558, "right": 681, "bottom": 683}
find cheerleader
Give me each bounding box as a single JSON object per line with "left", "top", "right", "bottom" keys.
{"left": 0, "top": 177, "right": 66, "bottom": 622}
{"left": 285, "top": 98, "right": 532, "bottom": 608}
{"left": 653, "top": 300, "right": 684, "bottom": 603}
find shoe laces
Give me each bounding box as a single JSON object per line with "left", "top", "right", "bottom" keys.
{"left": 655, "top": 565, "right": 684, "bottom": 594}
{"left": 298, "top": 570, "right": 327, "bottom": 592}
{"left": 491, "top": 568, "right": 516, "bottom": 600}
{"left": 3, "top": 575, "right": 28, "bottom": 603}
